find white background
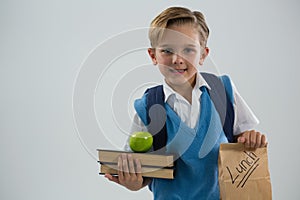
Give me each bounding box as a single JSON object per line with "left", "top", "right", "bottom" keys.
{"left": 1, "top": 0, "right": 299, "bottom": 199}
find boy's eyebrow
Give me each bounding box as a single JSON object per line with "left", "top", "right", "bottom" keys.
{"left": 157, "top": 44, "right": 172, "bottom": 48}
{"left": 158, "top": 44, "right": 198, "bottom": 48}
{"left": 185, "top": 44, "right": 198, "bottom": 48}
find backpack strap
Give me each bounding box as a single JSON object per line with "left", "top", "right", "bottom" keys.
{"left": 144, "top": 86, "right": 168, "bottom": 151}
{"left": 200, "top": 72, "right": 235, "bottom": 142}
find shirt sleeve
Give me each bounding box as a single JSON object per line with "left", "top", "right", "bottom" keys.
{"left": 123, "top": 113, "right": 148, "bottom": 151}
{"left": 231, "top": 81, "right": 260, "bottom": 135}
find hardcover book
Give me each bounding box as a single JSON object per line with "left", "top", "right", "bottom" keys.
{"left": 98, "top": 149, "right": 175, "bottom": 179}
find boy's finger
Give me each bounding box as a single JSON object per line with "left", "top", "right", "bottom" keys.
{"left": 105, "top": 174, "right": 119, "bottom": 184}
{"left": 135, "top": 158, "right": 142, "bottom": 173}
{"left": 128, "top": 154, "right": 136, "bottom": 176}
{"left": 118, "top": 156, "right": 124, "bottom": 180}
{"left": 135, "top": 159, "right": 143, "bottom": 180}
{"left": 104, "top": 173, "right": 112, "bottom": 180}
{"left": 261, "top": 134, "right": 267, "bottom": 147}
{"left": 237, "top": 136, "right": 245, "bottom": 143}
{"left": 255, "top": 133, "right": 262, "bottom": 148}
{"left": 122, "top": 154, "right": 130, "bottom": 178}
{"left": 250, "top": 130, "right": 257, "bottom": 148}
{"left": 244, "top": 132, "right": 250, "bottom": 148}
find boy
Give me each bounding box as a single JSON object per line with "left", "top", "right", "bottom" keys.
{"left": 105, "top": 6, "right": 267, "bottom": 199}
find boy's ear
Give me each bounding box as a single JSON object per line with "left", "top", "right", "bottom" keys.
{"left": 199, "top": 47, "right": 209, "bottom": 65}
{"left": 148, "top": 48, "right": 157, "bottom": 65}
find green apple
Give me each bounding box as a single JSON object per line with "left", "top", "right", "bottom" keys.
{"left": 129, "top": 131, "right": 153, "bottom": 153}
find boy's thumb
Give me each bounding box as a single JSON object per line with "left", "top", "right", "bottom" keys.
{"left": 237, "top": 136, "right": 245, "bottom": 143}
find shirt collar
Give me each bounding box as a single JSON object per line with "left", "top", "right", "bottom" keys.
{"left": 163, "top": 72, "right": 211, "bottom": 102}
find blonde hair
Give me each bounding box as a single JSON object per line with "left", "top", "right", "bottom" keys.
{"left": 149, "top": 7, "right": 209, "bottom": 48}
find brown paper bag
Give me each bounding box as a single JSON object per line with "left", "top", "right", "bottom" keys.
{"left": 218, "top": 143, "right": 272, "bottom": 200}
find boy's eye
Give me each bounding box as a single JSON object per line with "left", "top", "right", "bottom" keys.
{"left": 161, "top": 48, "right": 173, "bottom": 54}
{"left": 183, "top": 48, "right": 196, "bottom": 54}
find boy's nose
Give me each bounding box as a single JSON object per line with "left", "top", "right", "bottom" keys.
{"left": 172, "top": 53, "right": 184, "bottom": 65}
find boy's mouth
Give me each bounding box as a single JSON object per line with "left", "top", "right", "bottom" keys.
{"left": 170, "top": 68, "right": 187, "bottom": 74}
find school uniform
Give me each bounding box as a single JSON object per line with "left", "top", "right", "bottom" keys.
{"left": 125, "top": 73, "right": 259, "bottom": 199}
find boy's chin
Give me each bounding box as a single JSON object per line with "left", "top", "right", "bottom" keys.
{"left": 166, "top": 78, "right": 195, "bottom": 88}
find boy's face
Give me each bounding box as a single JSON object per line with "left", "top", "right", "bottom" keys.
{"left": 148, "top": 23, "right": 208, "bottom": 89}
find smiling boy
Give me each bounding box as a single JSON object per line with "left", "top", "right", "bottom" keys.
{"left": 105, "top": 6, "right": 267, "bottom": 199}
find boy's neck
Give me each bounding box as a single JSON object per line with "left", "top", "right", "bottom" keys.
{"left": 166, "top": 76, "right": 196, "bottom": 104}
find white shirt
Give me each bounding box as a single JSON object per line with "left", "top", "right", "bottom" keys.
{"left": 125, "top": 73, "right": 259, "bottom": 150}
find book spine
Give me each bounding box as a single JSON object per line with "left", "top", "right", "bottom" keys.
{"left": 100, "top": 164, "right": 174, "bottom": 179}
{"left": 98, "top": 150, "right": 174, "bottom": 167}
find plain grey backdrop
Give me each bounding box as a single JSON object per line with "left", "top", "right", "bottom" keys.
{"left": 1, "top": 0, "right": 299, "bottom": 199}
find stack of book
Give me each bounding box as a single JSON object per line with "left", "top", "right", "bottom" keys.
{"left": 98, "top": 149, "right": 175, "bottom": 179}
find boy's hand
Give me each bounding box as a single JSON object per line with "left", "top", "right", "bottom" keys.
{"left": 236, "top": 130, "right": 268, "bottom": 148}
{"left": 104, "top": 154, "right": 150, "bottom": 191}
